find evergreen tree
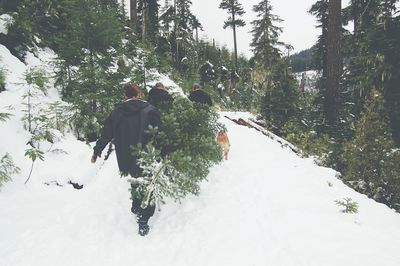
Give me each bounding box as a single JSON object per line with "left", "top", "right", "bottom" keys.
{"left": 250, "top": 0, "right": 283, "bottom": 68}
{"left": 260, "top": 60, "right": 300, "bottom": 129}
{"left": 308, "top": 0, "right": 328, "bottom": 74}
{"left": 342, "top": 90, "right": 400, "bottom": 210}
{"left": 219, "top": 0, "right": 246, "bottom": 72}
{"left": 345, "top": 1, "right": 400, "bottom": 144}
{"left": 131, "top": 97, "right": 223, "bottom": 206}
{"left": 199, "top": 61, "right": 218, "bottom": 86}
{"left": 170, "top": 0, "right": 197, "bottom": 76}
{"left": 137, "top": 0, "right": 160, "bottom": 43}
{"left": 52, "top": 0, "right": 126, "bottom": 140}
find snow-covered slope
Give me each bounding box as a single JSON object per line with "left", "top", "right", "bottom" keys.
{"left": 1, "top": 46, "right": 400, "bottom": 266}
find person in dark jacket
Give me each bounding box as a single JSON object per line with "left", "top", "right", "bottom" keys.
{"left": 147, "top": 82, "right": 173, "bottom": 109}
{"left": 188, "top": 83, "right": 212, "bottom": 107}
{"left": 91, "top": 83, "right": 161, "bottom": 236}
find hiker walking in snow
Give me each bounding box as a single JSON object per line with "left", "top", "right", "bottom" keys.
{"left": 147, "top": 82, "right": 173, "bottom": 109}
{"left": 188, "top": 83, "right": 212, "bottom": 107}
{"left": 91, "top": 83, "right": 161, "bottom": 236}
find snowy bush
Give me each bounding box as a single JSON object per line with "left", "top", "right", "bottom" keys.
{"left": 0, "top": 153, "right": 20, "bottom": 187}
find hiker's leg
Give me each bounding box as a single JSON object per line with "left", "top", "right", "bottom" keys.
{"left": 131, "top": 197, "right": 141, "bottom": 215}
{"left": 137, "top": 203, "right": 156, "bottom": 224}
{"left": 136, "top": 201, "right": 155, "bottom": 236}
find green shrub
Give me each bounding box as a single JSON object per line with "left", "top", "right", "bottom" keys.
{"left": 283, "top": 121, "right": 333, "bottom": 160}
{"left": 342, "top": 90, "right": 400, "bottom": 210}
{"left": 130, "top": 97, "right": 223, "bottom": 206}
{"left": 335, "top": 198, "right": 359, "bottom": 214}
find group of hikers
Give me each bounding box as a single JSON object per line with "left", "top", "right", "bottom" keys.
{"left": 91, "top": 82, "right": 216, "bottom": 236}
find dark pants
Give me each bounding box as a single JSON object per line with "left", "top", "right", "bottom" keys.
{"left": 127, "top": 171, "right": 155, "bottom": 225}
{"left": 131, "top": 195, "right": 155, "bottom": 225}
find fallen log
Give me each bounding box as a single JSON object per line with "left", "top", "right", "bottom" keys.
{"left": 224, "top": 115, "right": 299, "bottom": 154}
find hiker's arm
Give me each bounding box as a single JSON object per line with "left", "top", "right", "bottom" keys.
{"left": 93, "top": 114, "right": 113, "bottom": 160}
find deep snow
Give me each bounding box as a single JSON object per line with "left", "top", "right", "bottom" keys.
{"left": 1, "top": 44, "right": 400, "bottom": 266}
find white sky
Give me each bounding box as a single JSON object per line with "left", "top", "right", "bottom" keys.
{"left": 191, "top": 0, "right": 320, "bottom": 58}
{"left": 121, "top": 0, "right": 352, "bottom": 58}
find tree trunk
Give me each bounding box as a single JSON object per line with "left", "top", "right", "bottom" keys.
{"left": 142, "top": 0, "right": 147, "bottom": 41}
{"left": 325, "top": 0, "right": 342, "bottom": 127}
{"left": 174, "top": 0, "right": 179, "bottom": 65}
{"left": 232, "top": 10, "right": 238, "bottom": 73}
{"left": 130, "top": 0, "right": 137, "bottom": 30}
{"left": 195, "top": 26, "right": 199, "bottom": 65}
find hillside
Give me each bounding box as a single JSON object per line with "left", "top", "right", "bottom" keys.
{"left": 1, "top": 45, "right": 400, "bottom": 266}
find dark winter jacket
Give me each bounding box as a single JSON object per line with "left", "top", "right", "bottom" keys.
{"left": 93, "top": 99, "right": 161, "bottom": 176}
{"left": 189, "top": 90, "right": 212, "bottom": 107}
{"left": 147, "top": 88, "right": 173, "bottom": 109}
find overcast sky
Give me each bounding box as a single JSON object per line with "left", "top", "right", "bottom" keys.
{"left": 121, "top": 0, "right": 327, "bottom": 58}
{"left": 191, "top": 0, "right": 321, "bottom": 58}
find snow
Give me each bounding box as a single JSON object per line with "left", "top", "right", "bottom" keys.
{"left": 295, "top": 70, "right": 319, "bottom": 92}
{"left": 146, "top": 70, "right": 186, "bottom": 97}
{"left": 2, "top": 45, "right": 400, "bottom": 266}
{"left": 0, "top": 14, "right": 14, "bottom": 35}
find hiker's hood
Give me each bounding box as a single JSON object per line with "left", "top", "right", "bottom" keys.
{"left": 116, "top": 99, "right": 150, "bottom": 116}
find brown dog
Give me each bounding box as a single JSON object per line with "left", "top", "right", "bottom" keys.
{"left": 216, "top": 131, "right": 230, "bottom": 160}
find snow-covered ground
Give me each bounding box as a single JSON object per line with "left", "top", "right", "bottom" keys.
{"left": 1, "top": 45, "right": 400, "bottom": 266}
{"left": 294, "top": 70, "right": 319, "bottom": 92}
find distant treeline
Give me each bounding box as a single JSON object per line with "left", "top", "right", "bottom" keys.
{"left": 289, "top": 47, "right": 318, "bottom": 73}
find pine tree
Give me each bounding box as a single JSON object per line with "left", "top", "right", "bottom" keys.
{"left": 52, "top": 0, "right": 126, "bottom": 141}
{"left": 170, "top": 0, "right": 198, "bottom": 75}
{"left": 137, "top": 0, "right": 159, "bottom": 43}
{"left": 342, "top": 90, "right": 400, "bottom": 209}
{"left": 219, "top": 0, "right": 246, "bottom": 72}
{"left": 250, "top": 0, "right": 283, "bottom": 68}
{"left": 260, "top": 60, "right": 300, "bottom": 129}
{"left": 130, "top": 97, "right": 223, "bottom": 206}
{"left": 159, "top": 0, "right": 174, "bottom": 36}
{"left": 309, "top": 0, "right": 328, "bottom": 75}
{"left": 344, "top": 0, "right": 400, "bottom": 144}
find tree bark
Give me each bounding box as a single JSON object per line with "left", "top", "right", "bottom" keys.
{"left": 142, "top": 0, "right": 147, "bottom": 41}
{"left": 325, "top": 0, "right": 342, "bottom": 127}
{"left": 130, "top": 0, "right": 137, "bottom": 30}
